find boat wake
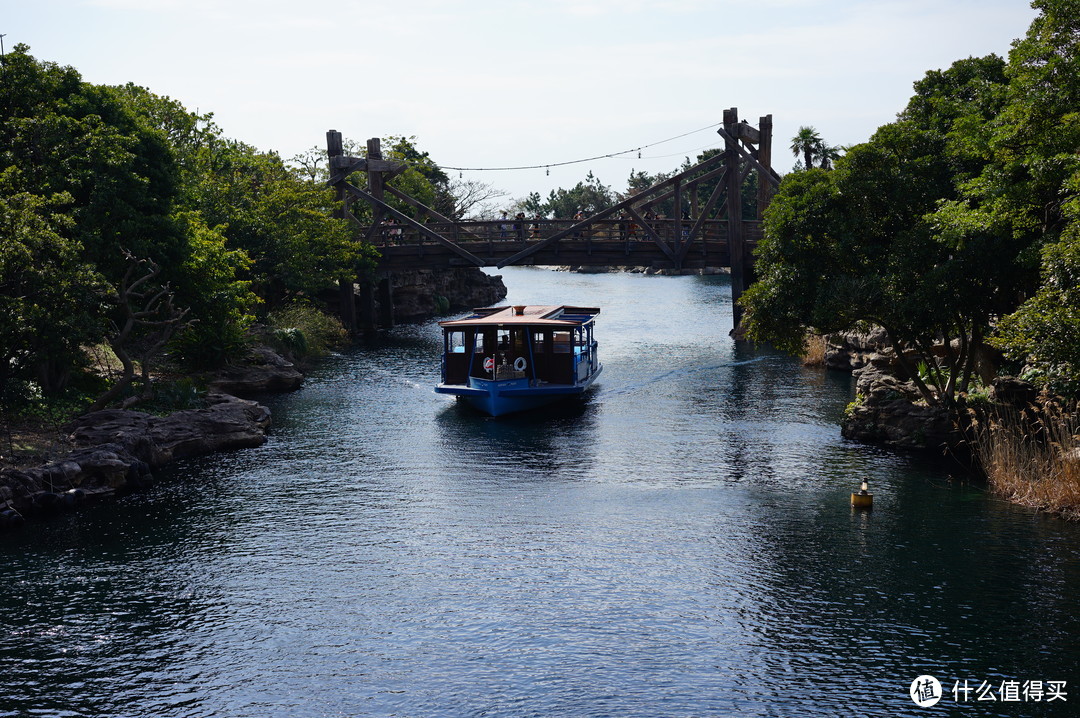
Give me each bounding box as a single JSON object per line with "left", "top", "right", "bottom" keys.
{"left": 599, "top": 355, "right": 772, "bottom": 397}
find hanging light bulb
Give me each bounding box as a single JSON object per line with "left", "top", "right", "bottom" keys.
{"left": 638, "top": 150, "right": 642, "bottom": 159}
{"left": 546, "top": 167, "right": 549, "bottom": 176}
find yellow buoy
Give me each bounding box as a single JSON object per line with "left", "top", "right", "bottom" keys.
{"left": 851, "top": 478, "right": 873, "bottom": 509}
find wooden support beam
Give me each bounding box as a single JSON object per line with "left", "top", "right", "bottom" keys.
{"left": 327, "top": 129, "right": 343, "bottom": 158}
{"left": 342, "top": 182, "right": 485, "bottom": 266}
{"left": 383, "top": 185, "right": 485, "bottom": 241}
{"left": 678, "top": 168, "right": 728, "bottom": 264}
{"left": 377, "top": 275, "right": 395, "bottom": 328}
{"left": 627, "top": 206, "right": 676, "bottom": 261}
{"left": 672, "top": 178, "right": 683, "bottom": 264}
{"left": 497, "top": 151, "right": 726, "bottom": 268}
{"left": 724, "top": 108, "right": 747, "bottom": 326}
{"left": 328, "top": 155, "right": 406, "bottom": 181}
{"left": 358, "top": 280, "right": 377, "bottom": 334}
{"left": 756, "top": 114, "right": 774, "bottom": 220}
{"left": 638, "top": 164, "right": 729, "bottom": 211}
{"left": 338, "top": 279, "right": 356, "bottom": 333}
{"left": 717, "top": 125, "right": 782, "bottom": 188}
{"left": 735, "top": 120, "right": 761, "bottom": 145}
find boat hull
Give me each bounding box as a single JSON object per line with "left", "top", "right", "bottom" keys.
{"left": 436, "top": 366, "right": 602, "bottom": 417}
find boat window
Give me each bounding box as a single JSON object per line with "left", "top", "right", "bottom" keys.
{"left": 532, "top": 331, "right": 546, "bottom": 353}
{"left": 446, "top": 331, "right": 466, "bottom": 353}
{"left": 473, "top": 331, "right": 486, "bottom": 353}
{"left": 497, "top": 329, "right": 511, "bottom": 351}
{"left": 553, "top": 330, "right": 572, "bottom": 352}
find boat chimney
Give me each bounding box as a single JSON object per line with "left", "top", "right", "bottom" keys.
{"left": 513, "top": 305, "right": 526, "bottom": 316}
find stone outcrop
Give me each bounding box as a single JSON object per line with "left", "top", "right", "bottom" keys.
{"left": 840, "top": 358, "right": 964, "bottom": 453}
{"left": 989, "top": 376, "right": 1038, "bottom": 407}
{"left": 824, "top": 327, "right": 891, "bottom": 371}
{"left": 556, "top": 265, "right": 727, "bottom": 276}
{"left": 0, "top": 393, "right": 271, "bottom": 527}
{"left": 388, "top": 267, "right": 507, "bottom": 323}
{"left": 67, "top": 392, "right": 271, "bottom": 464}
{"left": 209, "top": 346, "right": 303, "bottom": 396}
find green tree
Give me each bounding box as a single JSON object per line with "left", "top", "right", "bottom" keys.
{"left": 980, "top": 0, "right": 1080, "bottom": 396}
{"left": 743, "top": 54, "right": 1015, "bottom": 407}
{"left": 992, "top": 220, "right": 1080, "bottom": 394}
{"left": 0, "top": 174, "right": 109, "bottom": 393}
{"left": 168, "top": 211, "right": 258, "bottom": 368}
{"left": 541, "top": 171, "right": 614, "bottom": 218}
{"left": 515, "top": 191, "right": 546, "bottom": 217}
{"left": 0, "top": 47, "right": 186, "bottom": 283}
{"left": 0, "top": 47, "right": 190, "bottom": 387}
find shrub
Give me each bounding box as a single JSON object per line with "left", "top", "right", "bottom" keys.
{"left": 267, "top": 304, "right": 347, "bottom": 360}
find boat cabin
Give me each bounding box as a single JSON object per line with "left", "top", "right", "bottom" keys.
{"left": 438, "top": 305, "right": 600, "bottom": 390}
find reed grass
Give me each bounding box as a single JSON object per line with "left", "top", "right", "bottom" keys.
{"left": 971, "top": 403, "right": 1080, "bottom": 519}
{"left": 802, "top": 334, "right": 828, "bottom": 367}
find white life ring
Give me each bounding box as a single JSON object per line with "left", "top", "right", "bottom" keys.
{"left": 483, "top": 356, "right": 495, "bottom": 372}
{"left": 513, "top": 356, "right": 527, "bottom": 371}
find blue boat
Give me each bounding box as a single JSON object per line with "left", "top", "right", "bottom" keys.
{"left": 435, "top": 305, "right": 602, "bottom": 416}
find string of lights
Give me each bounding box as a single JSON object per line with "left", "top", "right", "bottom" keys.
{"left": 438, "top": 122, "right": 722, "bottom": 173}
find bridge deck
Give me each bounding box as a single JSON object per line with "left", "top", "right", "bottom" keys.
{"left": 369, "top": 217, "right": 762, "bottom": 271}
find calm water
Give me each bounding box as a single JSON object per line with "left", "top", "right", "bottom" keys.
{"left": 3, "top": 267, "right": 1080, "bottom": 717}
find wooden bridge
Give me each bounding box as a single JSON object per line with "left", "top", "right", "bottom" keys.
{"left": 327, "top": 108, "right": 779, "bottom": 330}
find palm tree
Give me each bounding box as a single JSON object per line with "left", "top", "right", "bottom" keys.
{"left": 790, "top": 126, "right": 823, "bottom": 171}
{"left": 819, "top": 144, "right": 844, "bottom": 170}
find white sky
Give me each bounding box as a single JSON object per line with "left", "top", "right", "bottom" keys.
{"left": 6, "top": 0, "right": 1038, "bottom": 203}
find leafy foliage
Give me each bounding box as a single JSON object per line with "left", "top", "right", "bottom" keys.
{"left": 744, "top": 2, "right": 1080, "bottom": 402}
{"left": 0, "top": 173, "right": 109, "bottom": 390}
{"left": 743, "top": 53, "right": 1014, "bottom": 406}
{"left": 266, "top": 304, "right": 348, "bottom": 360}
{"left": 0, "top": 45, "right": 391, "bottom": 396}
{"left": 534, "top": 171, "right": 616, "bottom": 218}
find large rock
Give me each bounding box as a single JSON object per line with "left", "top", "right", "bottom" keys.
{"left": 209, "top": 347, "right": 303, "bottom": 395}
{"left": 387, "top": 267, "right": 507, "bottom": 323}
{"left": 842, "top": 398, "right": 961, "bottom": 452}
{"left": 841, "top": 363, "right": 962, "bottom": 452}
{"left": 990, "top": 376, "right": 1038, "bottom": 407}
{"left": 853, "top": 361, "right": 919, "bottom": 402}
{"left": 824, "top": 327, "right": 890, "bottom": 371}
{"left": 0, "top": 393, "right": 271, "bottom": 518}
{"left": 68, "top": 392, "right": 271, "bottom": 466}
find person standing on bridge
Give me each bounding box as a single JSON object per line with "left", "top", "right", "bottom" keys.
{"left": 514, "top": 212, "right": 526, "bottom": 240}
{"left": 621, "top": 211, "right": 638, "bottom": 242}
{"left": 500, "top": 210, "right": 511, "bottom": 239}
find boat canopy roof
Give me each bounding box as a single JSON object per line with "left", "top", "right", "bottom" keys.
{"left": 439, "top": 305, "right": 600, "bottom": 329}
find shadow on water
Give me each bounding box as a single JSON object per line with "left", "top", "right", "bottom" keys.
{"left": 4, "top": 267, "right": 1080, "bottom": 718}
{"left": 434, "top": 392, "right": 601, "bottom": 480}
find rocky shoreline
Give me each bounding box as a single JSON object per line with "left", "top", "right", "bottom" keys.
{"left": 825, "top": 329, "right": 1040, "bottom": 459}
{"left": 1, "top": 267, "right": 506, "bottom": 531}
{"left": 0, "top": 391, "right": 273, "bottom": 529}
{"left": 0, "top": 345, "right": 309, "bottom": 530}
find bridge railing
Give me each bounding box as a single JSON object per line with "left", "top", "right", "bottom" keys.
{"left": 367, "top": 217, "right": 748, "bottom": 249}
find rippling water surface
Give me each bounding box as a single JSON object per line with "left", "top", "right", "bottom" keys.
{"left": 4, "top": 268, "right": 1080, "bottom": 717}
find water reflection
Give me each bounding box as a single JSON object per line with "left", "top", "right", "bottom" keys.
{"left": 434, "top": 398, "right": 601, "bottom": 479}
{"left": 3, "top": 267, "right": 1080, "bottom": 717}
